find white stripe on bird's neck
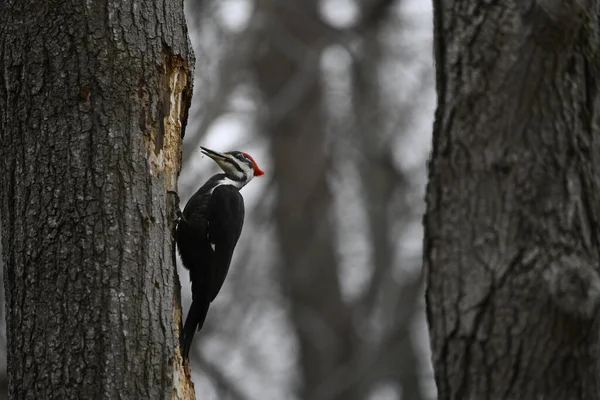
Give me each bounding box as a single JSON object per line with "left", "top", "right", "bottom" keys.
{"left": 210, "top": 176, "right": 247, "bottom": 193}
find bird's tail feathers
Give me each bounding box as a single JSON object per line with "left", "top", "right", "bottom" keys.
{"left": 180, "top": 299, "right": 210, "bottom": 362}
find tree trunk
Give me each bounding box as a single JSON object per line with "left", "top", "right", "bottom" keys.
{"left": 425, "top": 1, "right": 600, "bottom": 399}
{"left": 252, "top": 2, "right": 357, "bottom": 399}
{"left": 0, "top": 1, "right": 194, "bottom": 398}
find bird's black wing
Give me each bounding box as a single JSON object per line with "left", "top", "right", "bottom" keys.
{"left": 178, "top": 187, "right": 213, "bottom": 302}
{"left": 176, "top": 181, "right": 244, "bottom": 362}
{"left": 176, "top": 185, "right": 216, "bottom": 360}
{"left": 206, "top": 185, "right": 245, "bottom": 301}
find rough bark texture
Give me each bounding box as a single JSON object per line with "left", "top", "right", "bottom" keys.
{"left": 253, "top": 2, "right": 357, "bottom": 399}
{"left": 425, "top": 1, "right": 600, "bottom": 399}
{"left": 0, "top": 1, "right": 194, "bottom": 398}
{"left": 0, "top": 234, "right": 6, "bottom": 398}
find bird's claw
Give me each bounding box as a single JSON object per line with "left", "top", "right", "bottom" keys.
{"left": 167, "top": 190, "right": 185, "bottom": 223}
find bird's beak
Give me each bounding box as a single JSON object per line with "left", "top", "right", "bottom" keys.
{"left": 200, "top": 146, "right": 228, "bottom": 161}
{"left": 201, "top": 146, "right": 236, "bottom": 173}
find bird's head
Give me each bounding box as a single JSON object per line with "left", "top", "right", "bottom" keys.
{"left": 201, "top": 146, "right": 265, "bottom": 186}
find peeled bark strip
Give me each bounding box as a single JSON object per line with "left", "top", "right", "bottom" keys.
{"left": 425, "top": 1, "right": 600, "bottom": 399}
{"left": 0, "top": 1, "right": 194, "bottom": 398}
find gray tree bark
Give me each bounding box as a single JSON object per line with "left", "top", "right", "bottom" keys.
{"left": 0, "top": 233, "right": 6, "bottom": 398}
{"left": 0, "top": 1, "right": 194, "bottom": 398}
{"left": 425, "top": 1, "right": 600, "bottom": 399}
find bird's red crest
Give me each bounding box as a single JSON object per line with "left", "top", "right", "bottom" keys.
{"left": 242, "top": 152, "right": 265, "bottom": 176}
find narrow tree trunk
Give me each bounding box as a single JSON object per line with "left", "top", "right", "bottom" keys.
{"left": 425, "top": 1, "right": 600, "bottom": 399}
{"left": 252, "top": 2, "right": 357, "bottom": 399}
{"left": 0, "top": 1, "right": 194, "bottom": 398}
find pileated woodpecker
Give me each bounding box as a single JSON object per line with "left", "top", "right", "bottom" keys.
{"left": 171, "top": 146, "right": 264, "bottom": 362}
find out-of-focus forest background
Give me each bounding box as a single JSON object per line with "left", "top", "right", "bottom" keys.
{"left": 0, "top": 0, "right": 434, "bottom": 398}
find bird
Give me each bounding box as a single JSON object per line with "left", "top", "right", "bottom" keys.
{"left": 170, "top": 146, "right": 264, "bottom": 363}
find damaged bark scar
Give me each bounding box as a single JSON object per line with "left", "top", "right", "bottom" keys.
{"left": 543, "top": 254, "right": 600, "bottom": 319}
{"left": 172, "top": 293, "right": 195, "bottom": 400}
{"left": 142, "top": 46, "right": 192, "bottom": 187}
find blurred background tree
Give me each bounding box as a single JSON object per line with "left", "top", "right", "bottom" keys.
{"left": 0, "top": 0, "right": 434, "bottom": 399}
